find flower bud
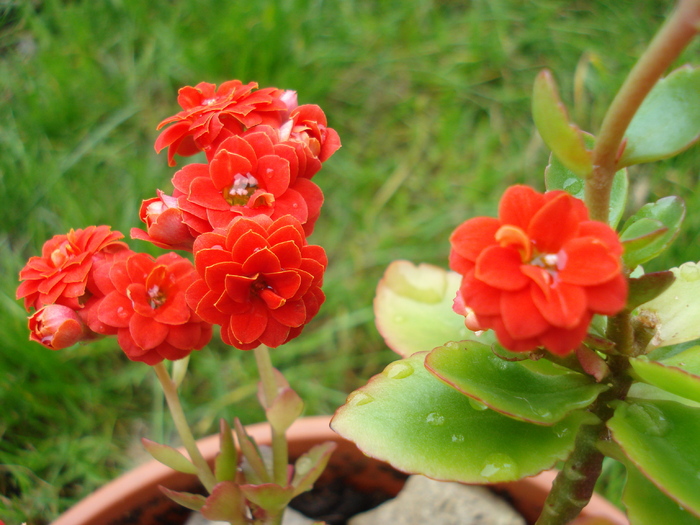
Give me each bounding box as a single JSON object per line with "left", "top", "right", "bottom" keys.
{"left": 131, "top": 190, "right": 195, "bottom": 251}
{"left": 28, "top": 304, "right": 90, "bottom": 350}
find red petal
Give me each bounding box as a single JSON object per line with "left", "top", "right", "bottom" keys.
{"left": 130, "top": 314, "right": 169, "bottom": 349}
{"left": 229, "top": 300, "right": 267, "bottom": 344}
{"left": 498, "top": 185, "right": 545, "bottom": 229}
{"left": 269, "top": 299, "right": 306, "bottom": 327}
{"left": 209, "top": 150, "right": 254, "bottom": 190}
{"left": 538, "top": 314, "right": 592, "bottom": 356}
{"left": 586, "top": 274, "right": 628, "bottom": 315}
{"left": 259, "top": 317, "right": 291, "bottom": 347}
{"left": 531, "top": 281, "right": 587, "bottom": 329}
{"left": 475, "top": 245, "right": 529, "bottom": 291}
{"left": 257, "top": 154, "right": 291, "bottom": 196}
{"left": 265, "top": 270, "right": 302, "bottom": 300}
{"left": 270, "top": 240, "right": 302, "bottom": 269}
{"left": 459, "top": 273, "right": 501, "bottom": 316}
{"left": 224, "top": 273, "right": 256, "bottom": 303}
{"left": 241, "top": 248, "right": 281, "bottom": 274}
{"left": 560, "top": 238, "right": 621, "bottom": 285}
{"left": 500, "top": 288, "right": 549, "bottom": 339}
{"left": 449, "top": 217, "right": 500, "bottom": 262}
{"left": 529, "top": 192, "right": 580, "bottom": 253}
{"left": 97, "top": 291, "right": 133, "bottom": 328}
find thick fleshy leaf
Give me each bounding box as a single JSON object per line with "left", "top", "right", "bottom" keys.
{"left": 374, "top": 261, "right": 480, "bottom": 357}
{"left": 331, "top": 352, "right": 596, "bottom": 483}
{"left": 608, "top": 399, "right": 700, "bottom": 518}
{"left": 620, "top": 66, "right": 700, "bottom": 167}
{"left": 425, "top": 341, "right": 607, "bottom": 425}
{"left": 625, "top": 271, "right": 675, "bottom": 312}
{"left": 636, "top": 262, "right": 700, "bottom": 348}
{"left": 619, "top": 197, "right": 685, "bottom": 269}
{"left": 239, "top": 483, "right": 295, "bottom": 514}
{"left": 266, "top": 387, "right": 304, "bottom": 433}
{"left": 630, "top": 346, "right": 700, "bottom": 404}
{"left": 532, "top": 70, "right": 593, "bottom": 177}
{"left": 141, "top": 438, "right": 198, "bottom": 474}
{"left": 291, "top": 441, "right": 337, "bottom": 496}
{"left": 201, "top": 481, "right": 248, "bottom": 523}
{"left": 234, "top": 418, "right": 270, "bottom": 484}
{"left": 622, "top": 460, "right": 700, "bottom": 525}
{"left": 544, "top": 143, "right": 628, "bottom": 228}
{"left": 159, "top": 486, "right": 206, "bottom": 511}
{"left": 215, "top": 419, "right": 238, "bottom": 483}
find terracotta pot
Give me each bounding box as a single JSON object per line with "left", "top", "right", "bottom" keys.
{"left": 53, "top": 415, "right": 628, "bottom": 525}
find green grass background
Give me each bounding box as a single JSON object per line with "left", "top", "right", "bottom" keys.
{"left": 1, "top": 0, "right": 699, "bottom": 523}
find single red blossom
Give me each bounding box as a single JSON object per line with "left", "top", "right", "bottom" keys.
{"left": 155, "top": 80, "right": 296, "bottom": 166}
{"left": 16, "top": 225, "right": 128, "bottom": 311}
{"left": 92, "top": 251, "right": 212, "bottom": 365}
{"left": 280, "top": 104, "right": 342, "bottom": 174}
{"left": 449, "top": 185, "right": 627, "bottom": 356}
{"left": 170, "top": 128, "right": 324, "bottom": 238}
{"left": 28, "top": 304, "right": 95, "bottom": 350}
{"left": 186, "top": 215, "right": 327, "bottom": 350}
{"left": 131, "top": 190, "right": 197, "bottom": 251}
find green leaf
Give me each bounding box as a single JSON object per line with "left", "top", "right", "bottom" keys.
{"left": 620, "top": 218, "right": 668, "bottom": 253}
{"left": 608, "top": 399, "right": 700, "bottom": 518}
{"left": 266, "top": 387, "right": 304, "bottom": 434}
{"left": 544, "top": 140, "right": 628, "bottom": 228}
{"left": 291, "top": 442, "right": 337, "bottom": 497}
{"left": 201, "top": 481, "right": 248, "bottom": 524}
{"left": 620, "top": 197, "right": 685, "bottom": 269}
{"left": 622, "top": 460, "right": 700, "bottom": 525}
{"left": 141, "top": 438, "right": 198, "bottom": 475}
{"left": 625, "top": 271, "right": 675, "bottom": 312}
{"left": 239, "top": 483, "right": 295, "bottom": 514}
{"left": 636, "top": 262, "right": 700, "bottom": 348}
{"left": 532, "top": 69, "right": 593, "bottom": 177}
{"left": 630, "top": 346, "right": 700, "bottom": 404}
{"left": 374, "top": 260, "right": 484, "bottom": 357}
{"left": 331, "top": 352, "right": 596, "bottom": 483}
{"left": 215, "top": 419, "right": 238, "bottom": 483}
{"left": 425, "top": 341, "right": 607, "bottom": 425}
{"left": 159, "top": 486, "right": 206, "bottom": 512}
{"left": 620, "top": 66, "right": 700, "bottom": 167}
{"left": 234, "top": 418, "right": 270, "bottom": 484}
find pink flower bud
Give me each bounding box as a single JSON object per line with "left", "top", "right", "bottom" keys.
{"left": 28, "top": 304, "right": 90, "bottom": 350}
{"left": 131, "top": 190, "right": 196, "bottom": 251}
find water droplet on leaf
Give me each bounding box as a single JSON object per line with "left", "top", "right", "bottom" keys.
{"left": 451, "top": 434, "right": 465, "bottom": 443}
{"left": 628, "top": 402, "right": 672, "bottom": 437}
{"left": 562, "top": 177, "right": 584, "bottom": 195}
{"left": 425, "top": 412, "right": 445, "bottom": 426}
{"left": 468, "top": 398, "right": 489, "bottom": 411}
{"left": 384, "top": 361, "right": 414, "bottom": 379}
{"left": 480, "top": 453, "right": 519, "bottom": 481}
{"left": 347, "top": 391, "right": 374, "bottom": 407}
{"left": 680, "top": 262, "right": 700, "bottom": 282}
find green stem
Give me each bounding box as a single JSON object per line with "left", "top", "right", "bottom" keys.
{"left": 585, "top": 0, "right": 700, "bottom": 222}
{"left": 253, "top": 345, "right": 289, "bottom": 487}
{"left": 152, "top": 362, "right": 218, "bottom": 492}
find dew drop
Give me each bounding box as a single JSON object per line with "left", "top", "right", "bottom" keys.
{"left": 346, "top": 391, "right": 374, "bottom": 407}
{"left": 628, "top": 402, "right": 672, "bottom": 437}
{"left": 384, "top": 361, "right": 414, "bottom": 379}
{"left": 426, "top": 412, "right": 445, "bottom": 426}
{"left": 444, "top": 341, "right": 460, "bottom": 349}
{"left": 562, "top": 177, "right": 583, "bottom": 195}
{"left": 295, "top": 457, "right": 313, "bottom": 475}
{"left": 489, "top": 354, "right": 509, "bottom": 371}
{"left": 117, "top": 306, "right": 127, "bottom": 318}
{"left": 480, "top": 453, "right": 519, "bottom": 481}
{"left": 468, "top": 398, "right": 489, "bottom": 411}
{"left": 533, "top": 407, "right": 552, "bottom": 419}
{"left": 451, "top": 434, "right": 465, "bottom": 443}
{"left": 680, "top": 262, "right": 700, "bottom": 282}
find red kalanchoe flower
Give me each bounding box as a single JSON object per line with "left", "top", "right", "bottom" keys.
{"left": 28, "top": 304, "right": 94, "bottom": 350}
{"left": 187, "top": 215, "right": 327, "bottom": 350}
{"left": 17, "top": 226, "right": 128, "bottom": 311}
{"left": 130, "top": 190, "right": 197, "bottom": 251}
{"left": 170, "top": 128, "right": 324, "bottom": 238}
{"left": 449, "top": 185, "right": 627, "bottom": 355}
{"left": 92, "top": 251, "right": 212, "bottom": 364}
{"left": 155, "top": 80, "right": 295, "bottom": 166}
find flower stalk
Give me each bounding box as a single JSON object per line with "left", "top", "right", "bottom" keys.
{"left": 586, "top": 0, "right": 700, "bottom": 222}
{"left": 153, "top": 361, "right": 218, "bottom": 492}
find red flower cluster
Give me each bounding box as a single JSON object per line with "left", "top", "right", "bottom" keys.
{"left": 135, "top": 80, "right": 339, "bottom": 251}
{"left": 449, "top": 185, "right": 627, "bottom": 355}
{"left": 187, "top": 215, "right": 327, "bottom": 350}
{"left": 19, "top": 79, "right": 335, "bottom": 362}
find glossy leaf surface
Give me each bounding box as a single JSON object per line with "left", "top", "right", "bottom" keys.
{"left": 630, "top": 346, "right": 700, "bottom": 404}
{"left": 201, "top": 481, "right": 247, "bottom": 523}
{"left": 532, "top": 70, "right": 593, "bottom": 177}
{"left": 291, "top": 442, "right": 337, "bottom": 497}
{"left": 332, "top": 352, "right": 595, "bottom": 483}
{"left": 637, "top": 262, "right": 700, "bottom": 348}
{"left": 620, "top": 66, "right": 700, "bottom": 167}
{"left": 608, "top": 399, "right": 700, "bottom": 518}
{"left": 544, "top": 144, "right": 628, "bottom": 228}
{"left": 374, "top": 260, "right": 480, "bottom": 357}
{"left": 620, "top": 197, "right": 685, "bottom": 269}
{"left": 425, "top": 341, "right": 607, "bottom": 425}
{"left": 623, "top": 460, "right": 700, "bottom": 525}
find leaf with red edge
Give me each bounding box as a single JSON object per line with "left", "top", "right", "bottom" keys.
{"left": 291, "top": 441, "right": 337, "bottom": 497}
{"left": 239, "top": 483, "right": 295, "bottom": 514}
{"left": 266, "top": 387, "right": 304, "bottom": 433}
{"left": 630, "top": 346, "right": 700, "bottom": 404}
{"left": 608, "top": 398, "right": 700, "bottom": 518}
{"left": 625, "top": 271, "right": 675, "bottom": 312}
{"left": 200, "top": 481, "right": 248, "bottom": 523}
{"left": 215, "top": 419, "right": 238, "bottom": 483}
{"left": 532, "top": 70, "right": 592, "bottom": 177}
{"left": 159, "top": 485, "right": 206, "bottom": 511}
{"left": 141, "top": 438, "right": 197, "bottom": 474}
{"left": 373, "top": 260, "right": 479, "bottom": 357}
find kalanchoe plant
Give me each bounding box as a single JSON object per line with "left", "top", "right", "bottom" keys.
{"left": 331, "top": 1, "right": 700, "bottom": 524}
{"left": 17, "top": 81, "right": 340, "bottom": 525}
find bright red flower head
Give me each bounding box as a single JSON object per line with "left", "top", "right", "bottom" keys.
{"left": 449, "top": 185, "right": 627, "bottom": 356}
{"left": 169, "top": 128, "right": 324, "bottom": 239}
{"left": 28, "top": 304, "right": 94, "bottom": 350}
{"left": 187, "top": 214, "right": 327, "bottom": 350}
{"left": 155, "top": 80, "right": 295, "bottom": 166}
{"left": 17, "top": 226, "right": 128, "bottom": 311}
{"left": 92, "top": 251, "right": 212, "bottom": 364}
